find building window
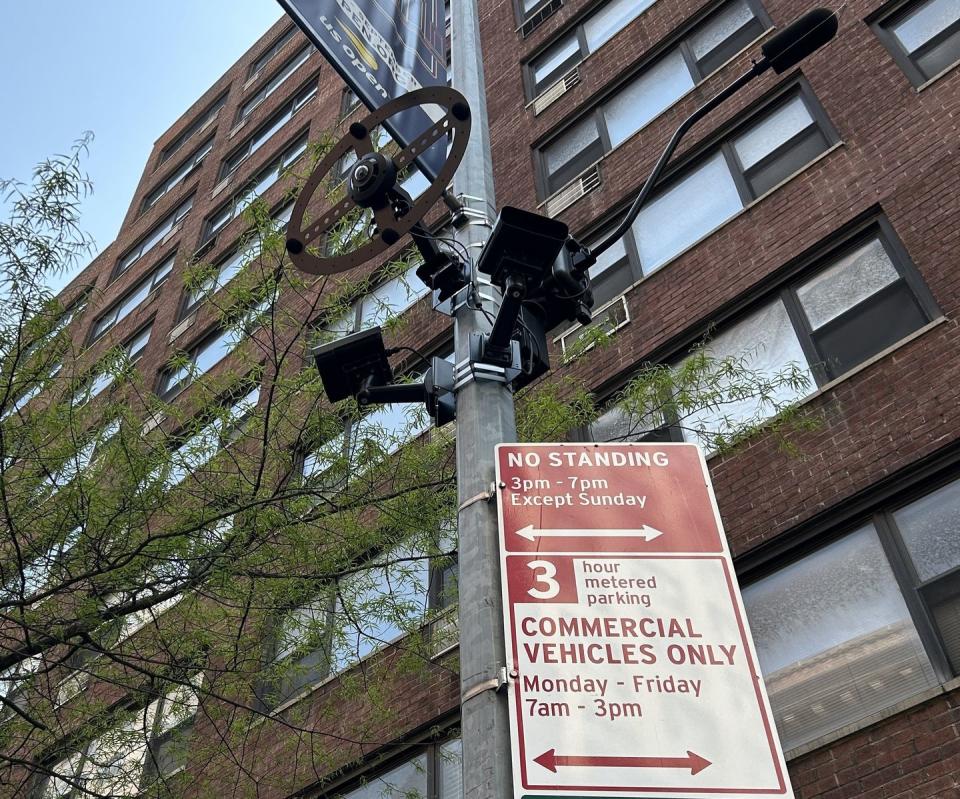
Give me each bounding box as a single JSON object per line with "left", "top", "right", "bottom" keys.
{"left": 221, "top": 81, "right": 317, "bottom": 180}
{"left": 158, "top": 305, "right": 265, "bottom": 398}
{"left": 587, "top": 218, "right": 937, "bottom": 449}
{"left": 158, "top": 92, "right": 226, "bottom": 166}
{"left": 299, "top": 344, "right": 454, "bottom": 497}
{"left": 236, "top": 44, "right": 312, "bottom": 124}
{"left": 91, "top": 253, "right": 174, "bottom": 342}
{"left": 340, "top": 87, "right": 361, "bottom": 117}
{"left": 1, "top": 363, "right": 55, "bottom": 423}
{"left": 0, "top": 655, "right": 41, "bottom": 719}
{"left": 151, "top": 386, "right": 261, "bottom": 487}
{"left": 140, "top": 676, "right": 203, "bottom": 785}
{"left": 526, "top": 0, "right": 662, "bottom": 96}
{"left": 202, "top": 133, "right": 308, "bottom": 244}
{"left": 329, "top": 735, "right": 462, "bottom": 799}
{"left": 631, "top": 87, "right": 832, "bottom": 271}
{"left": 311, "top": 260, "right": 430, "bottom": 346}
{"left": 114, "top": 198, "right": 193, "bottom": 279}
{"left": 0, "top": 528, "right": 80, "bottom": 605}
{"left": 248, "top": 25, "right": 297, "bottom": 81}
{"left": 182, "top": 249, "right": 247, "bottom": 318}
{"left": 259, "top": 526, "right": 455, "bottom": 711}
{"left": 742, "top": 473, "right": 960, "bottom": 751}
{"left": 32, "top": 676, "right": 202, "bottom": 797}
{"left": 563, "top": 84, "right": 834, "bottom": 280}
{"left": 874, "top": 0, "right": 960, "bottom": 85}
{"left": 142, "top": 138, "right": 213, "bottom": 213}
{"left": 186, "top": 202, "right": 292, "bottom": 318}
{"left": 75, "top": 324, "right": 152, "bottom": 405}
{"left": 536, "top": 0, "right": 771, "bottom": 194}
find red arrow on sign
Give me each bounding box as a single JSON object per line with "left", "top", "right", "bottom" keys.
{"left": 533, "top": 749, "right": 711, "bottom": 775}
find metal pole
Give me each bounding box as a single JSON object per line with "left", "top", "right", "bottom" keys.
{"left": 449, "top": 2, "right": 514, "bottom": 798}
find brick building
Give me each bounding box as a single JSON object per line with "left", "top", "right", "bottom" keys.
{"left": 6, "top": 0, "right": 960, "bottom": 796}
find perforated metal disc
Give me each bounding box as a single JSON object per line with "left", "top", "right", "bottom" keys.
{"left": 286, "top": 86, "right": 471, "bottom": 276}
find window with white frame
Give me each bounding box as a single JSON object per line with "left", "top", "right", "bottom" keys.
{"left": 259, "top": 529, "right": 454, "bottom": 710}
{"left": 527, "top": 0, "right": 662, "bottom": 96}
{"left": 202, "top": 133, "right": 308, "bottom": 244}
{"left": 332, "top": 735, "right": 463, "bottom": 799}
{"left": 159, "top": 92, "right": 226, "bottom": 166}
{"left": 91, "top": 254, "right": 174, "bottom": 342}
{"left": 140, "top": 675, "right": 203, "bottom": 784}
{"left": 248, "top": 25, "right": 297, "bottom": 81}
{"left": 742, "top": 472, "right": 960, "bottom": 751}
{"left": 155, "top": 386, "right": 261, "bottom": 487}
{"left": 75, "top": 324, "right": 152, "bottom": 406}
{"left": 32, "top": 676, "right": 202, "bottom": 797}
{"left": 299, "top": 345, "right": 454, "bottom": 501}
{"left": 42, "top": 419, "right": 120, "bottom": 496}
{"left": 160, "top": 243, "right": 282, "bottom": 398}
{"left": 16, "top": 294, "right": 89, "bottom": 364}
{"left": 221, "top": 80, "right": 318, "bottom": 180}
{"left": 340, "top": 87, "right": 361, "bottom": 117}
{"left": 114, "top": 198, "right": 192, "bottom": 279}
{"left": 587, "top": 219, "right": 938, "bottom": 449}
{"left": 1, "top": 383, "right": 42, "bottom": 422}
{"left": 158, "top": 328, "right": 241, "bottom": 399}
{"left": 169, "top": 311, "right": 259, "bottom": 386}
{"left": 0, "top": 655, "right": 41, "bottom": 718}
{"left": 237, "top": 44, "right": 311, "bottom": 123}
{"left": 874, "top": 0, "right": 960, "bottom": 85}
{"left": 0, "top": 527, "right": 80, "bottom": 606}
{"left": 537, "top": 0, "right": 771, "bottom": 195}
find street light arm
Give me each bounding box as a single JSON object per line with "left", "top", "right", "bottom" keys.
{"left": 589, "top": 6, "right": 838, "bottom": 262}
{"left": 590, "top": 61, "right": 766, "bottom": 260}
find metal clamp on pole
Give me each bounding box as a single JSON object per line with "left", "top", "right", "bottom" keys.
{"left": 461, "top": 667, "right": 510, "bottom": 704}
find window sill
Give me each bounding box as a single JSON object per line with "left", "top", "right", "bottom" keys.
{"left": 916, "top": 57, "right": 960, "bottom": 91}
{"left": 784, "top": 673, "right": 960, "bottom": 760}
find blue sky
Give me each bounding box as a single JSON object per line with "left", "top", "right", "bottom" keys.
{"left": 0, "top": 1, "right": 284, "bottom": 291}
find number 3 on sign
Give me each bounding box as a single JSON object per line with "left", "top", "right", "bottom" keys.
{"left": 527, "top": 560, "right": 560, "bottom": 599}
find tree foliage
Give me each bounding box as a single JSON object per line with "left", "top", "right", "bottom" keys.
{"left": 0, "top": 138, "right": 812, "bottom": 798}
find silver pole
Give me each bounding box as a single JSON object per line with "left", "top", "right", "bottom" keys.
{"left": 449, "top": 2, "right": 514, "bottom": 798}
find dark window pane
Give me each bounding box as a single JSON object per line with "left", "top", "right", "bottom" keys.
{"left": 914, "top": 23, "right": 960, "bottom": 77}
{"left": 919, "top": 571, "right": 960, "bottom": 673}
{"left": 811, "top": 281, "right": 927, "bottom": 379}
{"left": 744, "top": 127, "right": 829, "bottom": 197}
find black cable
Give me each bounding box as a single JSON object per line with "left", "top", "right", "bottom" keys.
{"left": 383, "top": 345, "right": 432, "bottom": 370}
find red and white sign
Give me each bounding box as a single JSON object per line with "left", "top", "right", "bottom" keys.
{"left": 496, "top": 443, "right": 793, "bottom": 799}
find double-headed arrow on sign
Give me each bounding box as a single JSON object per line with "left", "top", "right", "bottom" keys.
{"left": 534, "top": 749, "right": 711, "bottom": 775}
{"left": 514, "top": 524, "right": 664, "bottom": 542}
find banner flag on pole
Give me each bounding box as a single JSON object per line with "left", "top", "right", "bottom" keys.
{"left": 277, "top": 0, "right": 448, "bottom": 181}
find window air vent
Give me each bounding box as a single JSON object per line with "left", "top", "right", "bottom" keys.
{"left": 520, "top": 0, "right": 563, "bottom": 38}
{"left": 544, "top": 163, "right": 601, "bottom": 218}
{"left": 531, "top": 65, "right": 581, "bottom": 115}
